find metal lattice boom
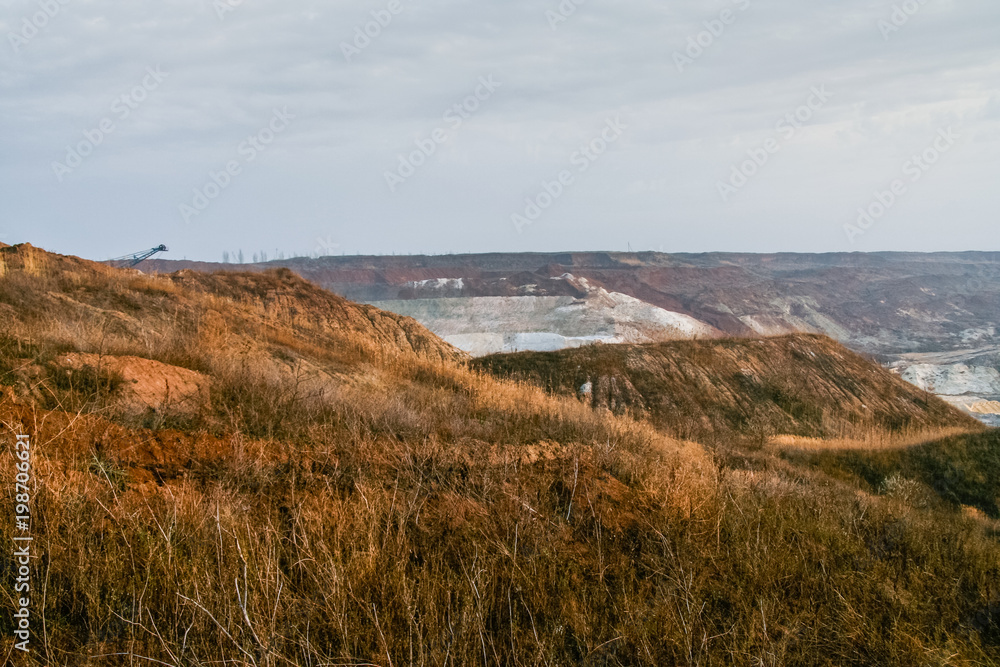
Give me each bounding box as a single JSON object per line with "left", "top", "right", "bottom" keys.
{"left": 107, "top": 244, "right": 169, "bottom": 268}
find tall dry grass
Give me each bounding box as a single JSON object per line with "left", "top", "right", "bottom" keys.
{"left": 5, "top": 410, "right": 1000, "bottom": 665}
{"left": 0, "top": 245, "right": 998, "bottom": 664}
{"left": 767, "top": 425, "right": 977, "bottom": 452}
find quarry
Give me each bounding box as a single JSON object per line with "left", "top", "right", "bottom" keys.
{"left": 148, "top": 250, "right": 1000, "bottom": 425}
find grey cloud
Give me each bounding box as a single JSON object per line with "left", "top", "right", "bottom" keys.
{"left": 2, "top": 0, "right": 999, "bottom": 259}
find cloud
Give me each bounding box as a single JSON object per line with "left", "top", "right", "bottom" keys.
{"left": 2, "top": 0, "right": 1000, "bottom": 259}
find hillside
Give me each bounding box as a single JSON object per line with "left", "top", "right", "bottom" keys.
{"left": 0, "top": 243, "right": 461, "bottom": 365}
{"left": 472, "top": 334, "right": 981, "bottom": 443}
{"left": 147, "top": 250, "right": 1000, "bottom": 423}
{"left": 0, "top": 243, "right": 464, "bottom": 428}
{"left": 147, "top": 250, "right": 1000, "bottom": 355}
{"left": 781, "top": 428, "right": 1000, "bottom": 520}
{"left": 2, "top": 243, "right": 999, "bottom": 665}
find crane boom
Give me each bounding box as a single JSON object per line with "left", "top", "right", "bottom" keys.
{"left": 107, "top": 244, "right": 169, "bottom": 268}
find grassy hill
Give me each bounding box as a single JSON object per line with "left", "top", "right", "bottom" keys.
{"left": 471, "top": 335, "right": 980, "bottom": 443}
{"left": 0, "top": 243, "right": 998, "bottom": 665}
{"left": 781, "top": 428, "right": 1000, "bottom": 519}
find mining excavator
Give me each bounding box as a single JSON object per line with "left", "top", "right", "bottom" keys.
{"left": 107, "top": 244, "right": 168, "bottom": 268}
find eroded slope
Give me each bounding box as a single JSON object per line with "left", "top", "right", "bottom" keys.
{"left": 473, "top": 334, "right": 980, "bottom": 442}
{"left": 1, "top": 244, "right": 998, "bottom": 664}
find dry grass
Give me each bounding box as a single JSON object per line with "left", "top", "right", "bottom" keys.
{"left": 5, "top": 413, "right": 1000, "bottom": 666}
{"left": 0, "top": 243, "right": 998, "bottom": 665}
{"left": 471, "top": 335, "right": 982, "bottom": 444}
{"left": 767, "top": 426, "right": 976, "bottom": 452}
{"left": 780, "top": 427, "right": 1000, "bottom": 521}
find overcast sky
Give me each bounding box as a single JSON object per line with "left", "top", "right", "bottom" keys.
{"left": 2, "top": 0, "right": 999, "bottom": 262}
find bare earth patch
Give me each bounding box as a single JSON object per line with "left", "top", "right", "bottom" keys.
{"left": 58, "top": 352, "right": 211, "bottom": 417}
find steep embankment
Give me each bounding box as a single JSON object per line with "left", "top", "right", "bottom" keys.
{"left": 373, "top": 285, "right": 721, "bottom": 356}
{"left": 473, "top": 334, "right": 980, "bottom": 442}
{"left": 147, "top": 251, "right": 1000, "bottom": 420}
{"left": 888, "top": 347, "right": 1000, "bottom": 426}
{"left": 2, "top": 243, "right": 999, "bottom": 664}
{"left": 147, "top": 250, "right": 1000, "bottom": 355}
{"left": 0, "top": 243, "right": 463, "bottom": 423}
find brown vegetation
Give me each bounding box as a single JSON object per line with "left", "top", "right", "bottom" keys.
{"left": 472, "top": 336, "right": 981, "bottom": 443}
{"left": 0, "top": 243, "right": 997, "bottom": 665}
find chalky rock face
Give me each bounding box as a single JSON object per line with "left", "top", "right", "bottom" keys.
{"left": 146, "top": 250, "right": 1000, "bottom": 354}
{"left": 890, "top": 351, "right": 1000, "bottom": 425}
{"left": 147, "top": 250, "right": 1000, "bottom": 421}
{"left": 370, "top": 288, "right": 721, "bottom": 356}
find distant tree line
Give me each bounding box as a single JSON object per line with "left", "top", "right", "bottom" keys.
{"left": 221, "top": 250, "right": 289, "bottom": 264}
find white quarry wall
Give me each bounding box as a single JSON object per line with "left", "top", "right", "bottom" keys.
{"left": 370, "top": 290, "right": 720, "bottom": 356}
